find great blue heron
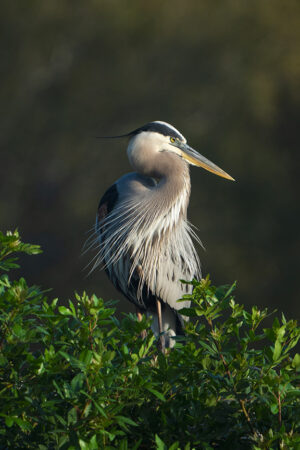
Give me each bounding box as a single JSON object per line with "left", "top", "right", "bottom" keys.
{"left": 89, "top": 121, "right": 234, "bottom": 351}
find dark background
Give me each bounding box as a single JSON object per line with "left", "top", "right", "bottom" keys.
{"left": 1, "top": 1, "right": 299, "bottom": 318}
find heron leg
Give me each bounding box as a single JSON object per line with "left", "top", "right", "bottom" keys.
{"left": 156, "top": 299, "right": 165, "bottom": 353}
{"left": 136, "top": 306, "right": 147, "bottom": 340}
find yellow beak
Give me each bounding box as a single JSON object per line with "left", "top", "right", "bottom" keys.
{"left": 177, "top": 142, "right": 235, "bottom": 181}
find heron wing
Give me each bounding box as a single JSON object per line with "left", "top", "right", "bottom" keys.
{"left": 96, "top": 183, "right": 150, "bottom": 310}
{"left": 97, "top": 183, "right": 119, "bottom": 224}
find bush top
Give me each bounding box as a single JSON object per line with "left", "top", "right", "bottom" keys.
{"left": 0, "top": 231, "right": 299, "bottom": 449}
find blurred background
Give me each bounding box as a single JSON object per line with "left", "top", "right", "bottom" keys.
{"left": 1, "top": 1, "right": 299, "bottom": 318}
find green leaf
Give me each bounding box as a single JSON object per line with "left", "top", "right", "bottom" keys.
{"left": 53, "top": 380, "right": 64, "bottom": 399}
{"left": 270, "top": 403, "right": 278, "bottom": 414}
{"left": 273, "top": 339, "right": 282, "bottom": 361}
{"left": 178, "top": 307, "right": 197, "bottom": 317}
{"left": 80, "top": 391, "right": 107, "bottom": 418}
{"left": 79, "top": 439, "right": 89, "bottom": 450}
{"left": 115, "top": 415, "right": 138, "bottom": 427}
{"left": 71, "top": 373, "right": 85, "bottom": 391}
{"left": 68, "top": 407, "right": 77, "bottom": 425}
{"left": 155, "top": 434, "right": 166, "bottom": 450}
{"left": 79, "top": 349, "right": 93, "bottom": 366}
{"left": 89, "top": 435, "right": 98, "bottom": 450}
{"left": 5, "top": 416, "right": 14, "bottom": 427}
{"left": 58, "top": 306, "right": 72, "bottom": 315}
{"left": 14, "top": 417, "right": 32, "bottom": 431}
{"left": 147, "top": 388, "right": 166, "bottom": 402}
{"left": 292, "top": 353, "right": 300, "bottom": 371}
{"left": 57, "top": 435, "right": 70, "bottom": 448}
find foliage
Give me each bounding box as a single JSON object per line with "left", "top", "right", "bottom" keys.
{"left": 0, "top": 231, "right": 299, "bottom": 449}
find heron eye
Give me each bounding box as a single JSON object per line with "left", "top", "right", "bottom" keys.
{"left": 170, "top": 137, "right": 176, "bottom": 143}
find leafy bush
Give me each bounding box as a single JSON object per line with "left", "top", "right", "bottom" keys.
{"left": 0, "top": 230, "right": 299, "bottom": 449}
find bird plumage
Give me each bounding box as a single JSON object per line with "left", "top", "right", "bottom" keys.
{"left": 88, "top": 121, "right": 234, "bottom": 349}
{"left": 95, "top": 170, "right": 200, "bottom": 347}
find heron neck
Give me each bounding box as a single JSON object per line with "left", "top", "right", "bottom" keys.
{"left": 153, "top": 162, "right": 191, "bottom": 219}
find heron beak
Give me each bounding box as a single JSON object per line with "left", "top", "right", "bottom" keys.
{"left": 177, "top": 142, "right": 235, "bottom": 181}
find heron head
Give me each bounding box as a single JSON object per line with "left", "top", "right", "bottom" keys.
{"left": 126, "top": 121, "right": 234, "bottom": 181}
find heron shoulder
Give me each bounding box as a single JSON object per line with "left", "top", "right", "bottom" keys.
{"left": 97, "top": 173, "right": 156, "bottom": 225}
{"left": 115, "top": 172, "right": 157, "bottom": 199}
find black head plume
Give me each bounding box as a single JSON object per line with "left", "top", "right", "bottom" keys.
{"left": 95, "top": 132, "right": 133, "bottom": 139}
{"left": 96, "top": 121, "right": 184, "bottom": 141}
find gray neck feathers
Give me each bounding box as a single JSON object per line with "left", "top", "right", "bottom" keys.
{"left": 143, "top": 153, "right": 191, "bottom": 224}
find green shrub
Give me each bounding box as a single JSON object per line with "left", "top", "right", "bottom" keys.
{"left": 0, "top": 230, "right": 299, "bottom": 449}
